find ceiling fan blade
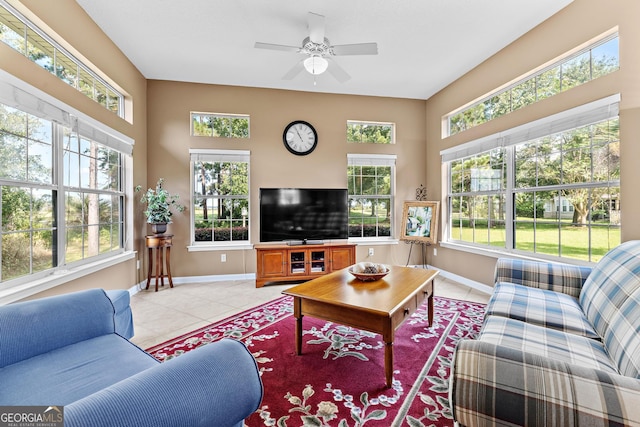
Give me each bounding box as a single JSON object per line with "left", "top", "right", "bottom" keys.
{"left": 307, "top": 12, "right": 325, "bottom": 44}
{"left": 331, "top": 42, "right": 378, "bottom": 56}
{"left": 326, "top": 58, "right": 351, "bottom": 83}
{"left": 254, "top": 42, "right": 300, "bottom": 53}
{"left": 282, "top": 60, "right": 305, "bottom": 80}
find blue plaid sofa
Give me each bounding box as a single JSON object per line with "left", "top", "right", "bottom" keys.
{"left": 450, "top": 240, "right": 640, "bottom": 426}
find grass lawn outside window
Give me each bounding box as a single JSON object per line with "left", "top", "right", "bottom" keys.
{"left": 450, "top": 217, "right": 620, "bottom": 262}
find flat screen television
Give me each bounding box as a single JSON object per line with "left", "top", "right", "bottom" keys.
{"left": 259, "top": 188, "right": 348, "bottom": 243}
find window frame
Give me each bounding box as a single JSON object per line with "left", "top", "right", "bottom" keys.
{"left": 0, "top": 72, "right": 134, "bottom": 303}
{"left": 347, "top": 120, "right": 395, "bottom": 144}
{"left": 442, "top": 96, "right": 620, "bottom": 264}
{"left": 446, "top": 31, "right": 619, "bottom": 137}
{"left": 0, "top": 1, "right": 124, "bottom": 117}
{"left": 347, "top": 153, "right": 397, "bottom": 243}
{"left": 62, "top": 128, "right": 126, "bottom": 265}
{"left": 187, "top": 149, "right": 252, "bottom": 251}
{"left": 190, "top": 112, "right": 250, "bottom": 139}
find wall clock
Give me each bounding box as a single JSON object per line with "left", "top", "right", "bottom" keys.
{"left": 283, "top": 120, "right": 318, "bottom": 156}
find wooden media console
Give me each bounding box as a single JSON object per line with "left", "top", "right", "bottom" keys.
{"left": 255, "top": 242, "right": 356, "bottom": 287}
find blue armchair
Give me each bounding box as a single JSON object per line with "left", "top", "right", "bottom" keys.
{"left": 0, "top": 288, "right": 263, "bottom": 427}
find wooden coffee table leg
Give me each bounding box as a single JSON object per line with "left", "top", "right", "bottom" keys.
{"left": 428, "top": 281, "right": 434, "bottom": 326}
{"left": 292, "top": 297, "right": 303, "bottom": 355}
{"left": 383, "top": 323, "right": 394, "bottom": 388}
{"left": 384, "top": 341, "right": 393, "bottom": 388}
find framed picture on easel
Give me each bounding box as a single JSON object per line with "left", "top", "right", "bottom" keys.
{"left": 400, "top": 201, "right": 439, "bottom": 244}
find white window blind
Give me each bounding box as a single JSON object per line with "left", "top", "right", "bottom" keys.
{"left": 189, "top": 149, "right": 250, "bottom": 163}
{"left": 347, "top": 153, "right": 397, "bottom": 166}
{"left": 0, "top": 73, "right": 133, "bottom": 155}
{"left": 441, "top": 94, "right": 620, "bottom": 162}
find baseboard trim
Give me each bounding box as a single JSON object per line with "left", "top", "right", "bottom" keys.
{"left": 173, "top": 273, "right": 256, "bottom": 284}
{"left": 427, "top": 265, "right": 493, "bottom": 295}
{"left": 129, "top": 268, "right": 493, "bottom": 296}
{"left": 129, "top": 273, "right": 256, "bottom": 296}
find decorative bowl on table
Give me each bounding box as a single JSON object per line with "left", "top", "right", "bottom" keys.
{"left": 348, "top": 262, "right": 390, "bottom": 281}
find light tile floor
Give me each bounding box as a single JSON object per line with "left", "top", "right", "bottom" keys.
{"left": 130, "top": 275, "right": 490, "bottom": 350}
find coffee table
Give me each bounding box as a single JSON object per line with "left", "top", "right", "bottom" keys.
{"left": 282, "top": 265, "right": 439, "bottom": 387}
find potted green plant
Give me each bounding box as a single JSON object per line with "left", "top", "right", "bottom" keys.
{"left": 135, "top": 178, "right": 185, "bottom": 234}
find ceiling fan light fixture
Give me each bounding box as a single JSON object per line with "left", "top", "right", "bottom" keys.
{"left": 303, "top": 56, "right": 328, "bottom": 75}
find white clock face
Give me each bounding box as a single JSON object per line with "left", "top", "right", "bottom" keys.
{"left": 284, "top": 121, "right": 317, "bottom": 155}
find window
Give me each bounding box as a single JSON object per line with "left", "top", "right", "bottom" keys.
{"left": 191, "top": 112, "right": 250, "bottom": 138}
{"left": 449, "top": 148, "right": 507, "bottom": 249}
{"left": 444, "top": 95, "right": 620, "bottom": 263}
{"left": 189, "top": 149, "right": 250, "bottom": 247}
{"left": 347, "top": 120, "right": 395, "bottom": 144}
{"left": 447, "top": 33, "right": 619, "bottom": 136}
{"left": 63, "top": 128, "right": 124, "bottom": 263}
{"left": 0, "top": 1, "right": 124, "bottom": 117}
{"left": 0, "top": 77, "right": 132, "bottom": 285}
{"left": 347, "top": 154, "right": 396, "bottom": 239}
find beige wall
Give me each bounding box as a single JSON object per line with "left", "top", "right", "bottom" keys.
{"left": 2, "top": 0, "right": 148, "bottom": 298}
{"left": 425, "top": 0, "right": 640, "bottom": 285}
{"left": 21, "top": 261, "right": 137, "bottom": 301}
{"left": 6, "top": 0, "right": 640, "bottom": 299}
{"left": 146, "top": 80, "right": 427, "bottom": 277}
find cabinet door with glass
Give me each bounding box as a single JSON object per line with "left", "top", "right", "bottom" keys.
{"left": 308, "top": 249, "right": 327, "bottom": 275}
{"left": 288, "top": 249, "right": 327, "bottom": 276}
{"left": 288, "top": 250, "right": 307, "bottom": 275}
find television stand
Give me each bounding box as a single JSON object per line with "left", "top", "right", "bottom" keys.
{"left": 255, "top": 242, "right": 356, "bottom": 287}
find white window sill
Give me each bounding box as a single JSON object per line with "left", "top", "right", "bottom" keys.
{"left": 0, "top": 251, "right": 136, "bottom": 306}
{"left": 187, "top": 243, "right": 254, "bottom": 252}
{"left": 439, "top": 241, "right": 595, "bottom": 267}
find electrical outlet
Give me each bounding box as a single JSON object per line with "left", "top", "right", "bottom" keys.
{"left": 221, "top": 253, "right": 227, "bottom": 262}
{"left": 433, "top": 248, "right": 438, "bottom": 256}
{"left": 136, "top": 260, "right": 140, "bottom": 270}
{"left": 368, "top": 248, "right": 374, "bottom": 257}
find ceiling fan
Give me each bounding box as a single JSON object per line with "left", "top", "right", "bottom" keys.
{"left": 254, "top": 12, "right": 378, "bottom": 83}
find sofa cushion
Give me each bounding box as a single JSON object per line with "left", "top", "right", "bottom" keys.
{"left": 486, "top": 282, "right": 599, "bottom": 339}
{"left": 0, "top": 334, "right": 158, "bottom": 405}
{"left": 579, "top": 240, "right": 640, "bottom": 377}
{"left": 479, "top": 316, "right": 618, "bottom": 373}
{"left": 601, "top": 288, "right": 640, "bottom": 378}
{"left": 494, "top": 258, "right": 591, "bottom": 298}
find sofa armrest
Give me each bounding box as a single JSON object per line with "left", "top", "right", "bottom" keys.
{"left": 0, "top": 289, "right": 117, "bottom": 368}
{"left": 450, "top": 339, "right": 640, "bottom": 427}
{"left": 105, "top": 290, "right": 134, "bottom": 339}
{"left": 65, "top": 339, "right": 263, "bottom": 427}
{"left": 494, "top": 258, "right": 592, "bottom": 298}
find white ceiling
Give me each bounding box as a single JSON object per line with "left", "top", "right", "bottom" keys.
{"left": 76, "top": 0, "right": 573, "bottom": 100}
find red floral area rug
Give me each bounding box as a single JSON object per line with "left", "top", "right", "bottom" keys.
{"left": 146, "top": 296, "right": 485, "bottom": 427}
